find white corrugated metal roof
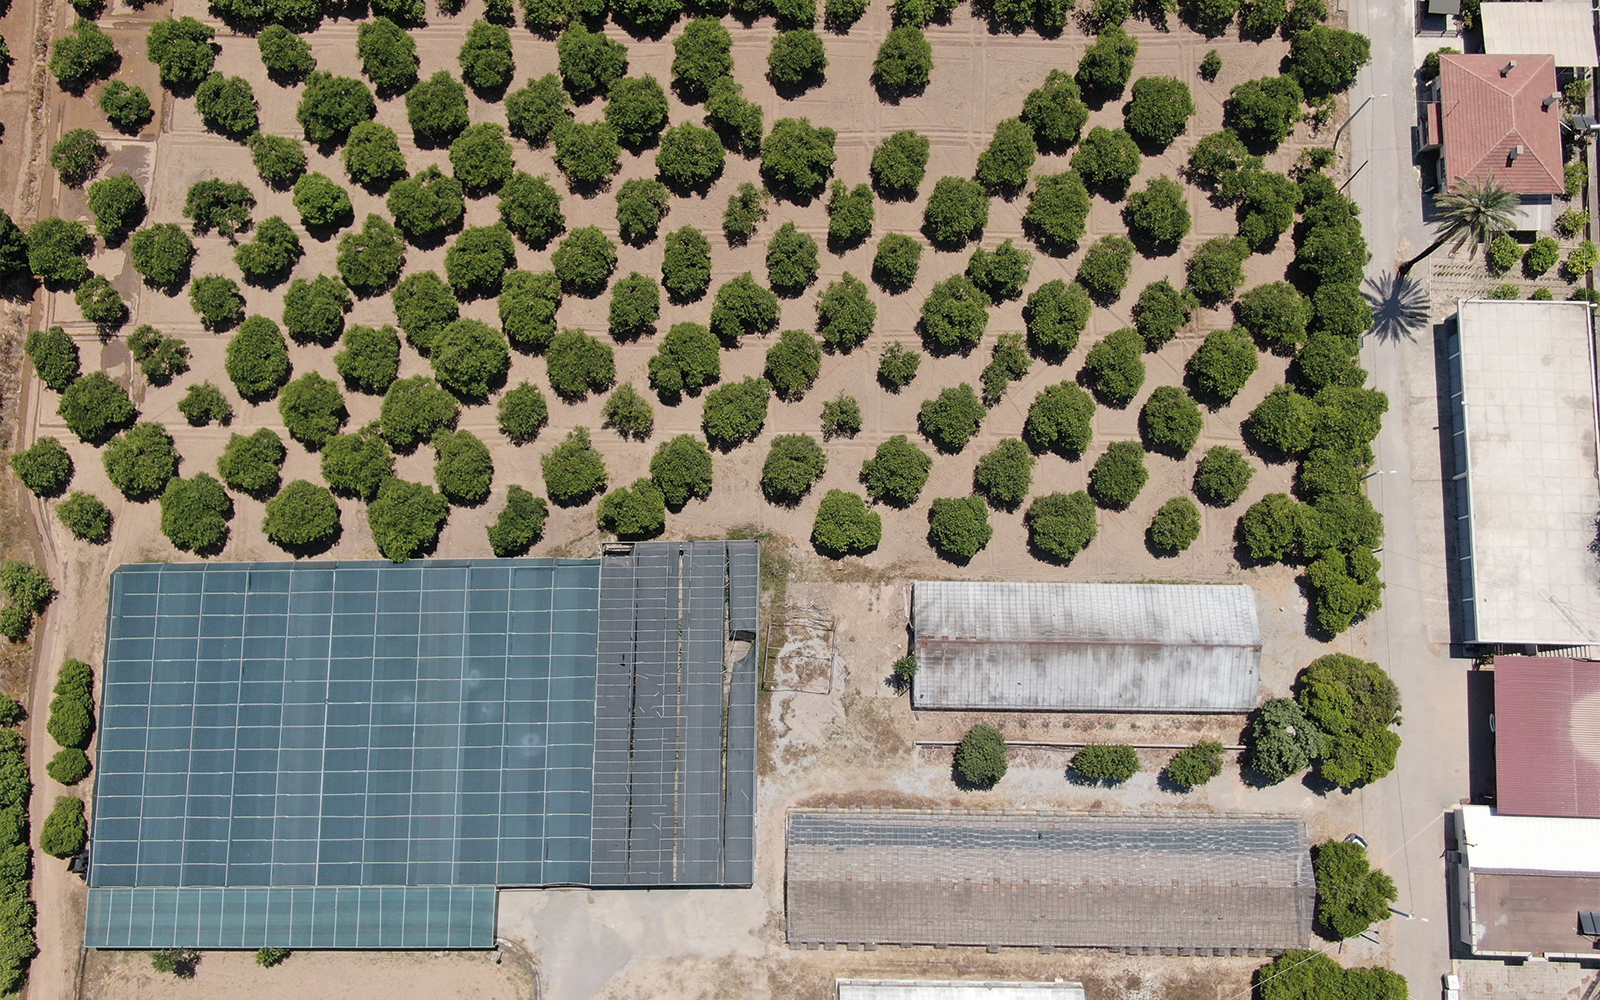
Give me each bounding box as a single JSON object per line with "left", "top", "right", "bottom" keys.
{"left": 910, "top": 582, "right": 1261, "bottom": 712}
{"left": 839, "top": 982, "right": 1087, "bottom": 1000}
{"left": 1460, "top": 804, "right": 1600, "bottom": 874}
{"left": 1481, "top": 2, "right": 1599, "bottom": 67}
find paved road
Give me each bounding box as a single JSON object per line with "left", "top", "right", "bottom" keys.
{"left": 1345, "top": 0, "right": 1470, "bottom": 994}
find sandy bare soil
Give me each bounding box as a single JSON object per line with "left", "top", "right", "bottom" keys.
{"left": 80, "top": 946, "right": 534, "bottom": 1000}
{"left": 11, "top": 0, "right": 1379, "bottom": 997}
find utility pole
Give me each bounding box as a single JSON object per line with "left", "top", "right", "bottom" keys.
{"left": 1335, "top": 93, "right": 1390, "bottom": 149}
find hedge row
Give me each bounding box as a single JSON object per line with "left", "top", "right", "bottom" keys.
{"left": 0, "top": 706, "right": 34, "bottom": 993}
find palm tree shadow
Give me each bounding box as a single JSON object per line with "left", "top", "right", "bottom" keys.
{"left": 1364, "top": 271, "right": 1430, "bottom": 343}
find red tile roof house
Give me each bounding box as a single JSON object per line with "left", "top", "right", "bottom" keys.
{"left": 1419, "top": 53, "right": 1567, "bottom": 227}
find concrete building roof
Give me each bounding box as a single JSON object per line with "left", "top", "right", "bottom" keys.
{"left": 838, "top": 982, "right": 1087, "bottom": 1000}
{"left": 909, "top": 582, "right": 1261, "bottom": 713}
{"left": 1469, "top": 872, "right": 1600, "bottom": 957}
{"left": 785, "top": 810, "right": 1314, "bottom": 953}
{"left": 1459, "top": 804, "right": 1600, "bottom": 875}
{"left": 1438, "top": 54, "right": 1566, "bottom": 194}
{"left": 1481, "top": 1, "right": 1599, "bottom": 69}
{"left": 1449, "top": 300, "right": 1600, "bottom": 646}
{"left": 1493, "top": 658, "right": 1600, "bottom": 818}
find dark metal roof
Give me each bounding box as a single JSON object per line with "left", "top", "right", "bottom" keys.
{"left": 785, "top": 810, "right": 1314, "bottom": 952}
{"left": 1495, "top": 657, "right": 1600, "bottom": 818}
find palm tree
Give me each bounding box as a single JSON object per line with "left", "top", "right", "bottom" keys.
{"left": 1398, "top": 175, "right": 1521, "bottom": 275}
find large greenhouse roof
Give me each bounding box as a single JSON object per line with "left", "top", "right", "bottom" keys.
{"left": 86, "top": 541, "right": 759, "bottom": 950}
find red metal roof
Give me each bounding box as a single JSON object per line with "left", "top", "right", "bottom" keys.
{"left": 1438, "top": 53, "right": 1565, "bottom": 195}
{"left": 1495, "top": 657, "right": 1600, "bottom": 818}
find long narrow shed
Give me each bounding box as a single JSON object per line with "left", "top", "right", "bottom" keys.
{"left": 910, "top": 582, "right": 1262, "bottom": 713}
{"left": 786, "top": 810, "right": 1314, "bottom": 953}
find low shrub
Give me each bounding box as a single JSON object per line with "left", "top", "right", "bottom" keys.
{"left": 1186, "top": 325, "right": 1258, "bottom": 404}
{"left": 598, "top": 478, "right": 666, "bottom": 539}
{"left": 927, "top": 495, "right": 992, "bottom": 561}
{"left": 954, "top": 724, "right": 1006, "bottom": 787}
{"left": 487, "top": 486, "right": 548, "bottom": 556}
{"left": 11, "top": 438, "right": 73, "bottom": 498}
{"left": 1563, "top": 240, "right": 1598, "bottom": 281}
{"left": 1089, "top": 440, "right": 1147, "bottom": 509}
{"left": 701, "top": 377, "right": 771, "bottom": 449}
{"left": 1082, "top": 327, "right": 1145, "bottom": 406}
{"left": 57, "top": 492, "right": 112, "bottom": 543}
{"left": 918, "top": 384, "right": 984, "bottom": 452}
{"left": 972, "top": 438, "right": 1034, "bottom": 511}
{"left": 159, "top": 473, "right": 234, "bottom": 553}
{"left": 1075, "top": 234, "right": 1134, "bottom": 304}
{"left": 1523, "top": 236, "right": 1560, "bottom": 277}
{"left": 1165, "top": 740, "right": 1224, "bottom": 788}
{"left": 1139, "top": 386, "right": 1202, "bottom": 456}
{"left": 1025, "top": 280, "right": 1092, "bottom": 357}
{"left": 812, "top": 489, "right": 881, "bottom": 556}
{"left": 263, "top": 480, "right": 341, "bottom": 551}
{"left": 366, "top": 478, "right": 449, "bottom": 562}
{"left": 821, "top": 395, "right": 862, "bottom": 439}
{"left": 1071, "top": 743, "right": 1138, "bottom": 783}
{"left": 1149, "top": 495, "right": 1201, "bottom": 552}
{"left": 760, "top": 435, "right": 827, "bottom": 505}
{"left": 46, "top": 747, "right": 90, "bottom": 785}
{"left": 40, "top": 796, "right": 86, "bottom": 858}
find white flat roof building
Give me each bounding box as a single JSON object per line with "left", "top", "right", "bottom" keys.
{"left": 1480, "top": 1, "right": 1600, "bottom": 68}
{"left": 1453, "top": 804, "right": 1600, "bottom": 959}
{"left": 838, "top": 982, "right": 1087, "bottom": 1000}
{"left": 1448, "top": 300, "right": 1600, "bottom": 646}
{"left": 1457, "top": 804, "right": 1600, "bottom": 876}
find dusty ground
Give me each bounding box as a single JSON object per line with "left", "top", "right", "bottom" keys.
{"left": 13, "top": 0, "right": 1380, "bottom": 997}
{"left": 80, "top": 947, "right": 534, "bottom": 1000}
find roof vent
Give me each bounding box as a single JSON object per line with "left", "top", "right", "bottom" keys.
{"left": 1502, "top": 60, "right": 1518, "bottom": 76}
{"left": 1510, "top": 145, "right": 1524, "bottom": 161}
{"left": 1545, "top": 92, "right": 1562, "bottom": 110}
